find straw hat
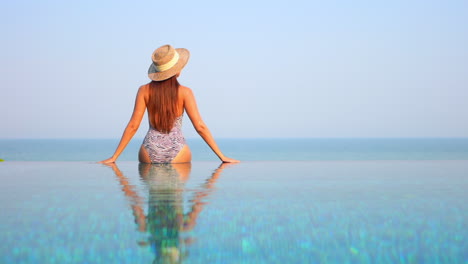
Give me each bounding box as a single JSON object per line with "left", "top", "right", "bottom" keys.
{"left": 148, "top": 45, "right": 190, "bottom": 81}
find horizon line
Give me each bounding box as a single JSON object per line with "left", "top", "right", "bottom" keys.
{"left": 1, "top": 137, "right": 468, "bottom": 140}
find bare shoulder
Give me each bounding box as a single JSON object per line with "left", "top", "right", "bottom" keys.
{"left": 179, "top": 85, "right": 195, "bottom": 100}
{"left": 138, "top": 83, "right": 150, "bottom": 93}
{"left": 137, "top": 83, "right": 151, "bottom": 104}
{"left": 179, "top": 85, "right": 193, "bottom": 95}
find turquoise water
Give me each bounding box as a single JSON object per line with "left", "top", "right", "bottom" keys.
{"left": 0, "top": 139, "right": 467, "bottom": 263}
{"left": 1, "top": 138, "right": 468, "bottom": 161}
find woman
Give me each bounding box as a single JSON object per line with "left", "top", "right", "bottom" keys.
{"left": 100, "top": 45, "right": 238, "bottom": 164}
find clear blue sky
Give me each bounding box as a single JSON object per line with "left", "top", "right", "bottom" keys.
{"left": 1, "top": 0, "right": 467, "bottom": 138}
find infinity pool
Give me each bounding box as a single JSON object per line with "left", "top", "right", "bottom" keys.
{"left": 1, "top": 161, "right": 466, "bottom": 263}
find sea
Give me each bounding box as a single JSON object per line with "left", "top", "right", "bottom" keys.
{"left": 0, "top": 138, "right": 467, "bottom": 263}
{"left": 1, "top": 137, "right": 468, "bottom": 161}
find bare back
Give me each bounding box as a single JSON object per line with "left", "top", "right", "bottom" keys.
{"left": 139, "top": 84, "right": 192, "bottom": 163}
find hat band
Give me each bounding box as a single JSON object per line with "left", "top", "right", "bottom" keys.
{"left": 153, "top": 51, "right": 179, "bottom": 72}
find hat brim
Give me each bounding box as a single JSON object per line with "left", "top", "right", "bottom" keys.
{"left": 148, "top": 48, "right": 190, "bottom": 81}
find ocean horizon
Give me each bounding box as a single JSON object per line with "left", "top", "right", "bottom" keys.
{"left": 1, "top": 137, "right": 468, "bottom": 162}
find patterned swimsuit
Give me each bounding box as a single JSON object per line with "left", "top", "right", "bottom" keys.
{"left": 142, "top": 116, "right": 186, "bottom": 163}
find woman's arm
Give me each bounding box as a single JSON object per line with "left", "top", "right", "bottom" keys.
{"left": 99, "top": 85, "right": 147, "bottom": 163}
{"left": 182, "top": 86, "right": 239, "bottom": 163}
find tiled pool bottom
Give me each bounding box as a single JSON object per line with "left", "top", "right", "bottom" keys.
{"left": 0, "top": 161, "right": 466, "bottom": 264}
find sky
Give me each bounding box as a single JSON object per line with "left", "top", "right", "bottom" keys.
{"left": 1, "top": 0, "right": 467, "bottom": 139}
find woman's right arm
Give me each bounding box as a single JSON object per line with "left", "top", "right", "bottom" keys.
{"left": 183, "top": 86, "right": 239, "bottom": 163}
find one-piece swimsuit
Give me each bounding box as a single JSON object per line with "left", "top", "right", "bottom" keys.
{"left": 142, "top": 116, "right": 186, "bottom": 163}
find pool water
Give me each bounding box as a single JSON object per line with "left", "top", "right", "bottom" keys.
{"left": 1, "top": 161, "right": 467, "bottom": 263}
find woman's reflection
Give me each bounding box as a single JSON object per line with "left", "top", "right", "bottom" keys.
{"left": 106, "top": 162, "right": 232, "bottom": 264}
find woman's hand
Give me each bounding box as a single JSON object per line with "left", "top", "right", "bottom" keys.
{"left": 99, "top": 157, "right": 116, "bottom": 164}
{"left": 221, "top": 156, "right": 240, "bottom": 163}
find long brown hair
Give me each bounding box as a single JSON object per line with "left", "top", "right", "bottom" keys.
{"left": 147, "top": 76, "right": 180, "bottom": 133}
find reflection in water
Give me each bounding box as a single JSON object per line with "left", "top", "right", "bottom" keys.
{"left": 106, "top": 163, "right": 231, "bottom": 264}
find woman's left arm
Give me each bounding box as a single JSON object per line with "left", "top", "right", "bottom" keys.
{"left": 99, "top": 85, "right": 147, "bottom": 163}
